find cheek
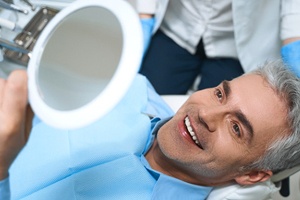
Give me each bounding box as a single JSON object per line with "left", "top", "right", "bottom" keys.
{"left": 210, "top": 134, "right": 248, "bottom": 166}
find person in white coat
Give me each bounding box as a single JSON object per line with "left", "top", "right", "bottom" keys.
{"left": 137, "top": 0, "right": 300, "bottom": 94}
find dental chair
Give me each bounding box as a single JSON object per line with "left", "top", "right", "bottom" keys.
{"left": 162, "top": 95, "right": 300, "bottom": 200}
{"left": 0, "top": 0, "right": 299, "bottom": 199}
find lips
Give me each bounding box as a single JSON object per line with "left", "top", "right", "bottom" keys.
{"left": 184, "top": 116, "right": 203, "bottom": 149}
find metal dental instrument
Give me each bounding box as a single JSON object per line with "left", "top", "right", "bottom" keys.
{"left": 23, "top": 18, "right": 48, "bottom": 48}
{"left": 20, "top": 0, "right": 36, "bottom": 11}
{"left": 0, "top": 38, "right": 30, "bottom": 54}
{"left": 0, "top": 0, "right": 28, "bottom": 14}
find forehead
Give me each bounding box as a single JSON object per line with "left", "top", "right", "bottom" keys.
{"left": 230, "top": 74, "right": 288, "bottom": 143}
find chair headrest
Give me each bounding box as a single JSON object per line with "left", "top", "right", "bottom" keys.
{"left": 271, "top": 165, "right": 300, "bottom": 182}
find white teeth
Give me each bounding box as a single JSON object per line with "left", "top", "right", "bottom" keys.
{"left": 184, "top": 117, "right": 200, "bottom": 146}
{"left": 188, "top": 126, "right": 193, "bottom": 133}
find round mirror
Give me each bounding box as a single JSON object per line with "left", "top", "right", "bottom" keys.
{"left": 28, "top": 0, "right": 143, "bottom": 129}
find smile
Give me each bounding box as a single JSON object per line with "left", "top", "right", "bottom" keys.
{"left": 184, "top": 116, "right": 203, "bottom": 149}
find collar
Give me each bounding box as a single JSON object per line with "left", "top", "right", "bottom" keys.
{"left": 141, "top": 156, "right": 212, "bottom": 199}
{"left": 142, "top": 116, "right": 171, "bottom": 154}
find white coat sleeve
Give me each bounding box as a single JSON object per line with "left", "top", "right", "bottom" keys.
{"left": 281, "top": 0, "right": 300, "bottom": 39}
{"left": 136, "top": 0, "right": 157, "bottom": 14}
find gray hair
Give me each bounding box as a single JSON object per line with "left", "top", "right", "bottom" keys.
{"left": 242, "top": 60, "right": 300, "bottom": 174}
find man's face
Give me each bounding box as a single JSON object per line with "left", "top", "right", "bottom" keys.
{"left": 147, "top": 74, "right": 289, "bottom": 186}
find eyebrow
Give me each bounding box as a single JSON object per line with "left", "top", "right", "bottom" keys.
{"left": 221, "top": 81, "right": 254, "bottom": 142}
{"left": 222, "top": 80, "right": 231, "bottom": 97}
{"left": 235, "top": 111, "right": 254, "bottom": 143}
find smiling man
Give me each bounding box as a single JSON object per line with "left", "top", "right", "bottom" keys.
{"left": 0, "top": 61, "right": 300, "bottom": 199}
{"left": 146, "top": 72, "right": 288, "bottom": 187}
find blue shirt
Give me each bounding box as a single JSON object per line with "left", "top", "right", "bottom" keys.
{"left": 0, "top": 75, "right": 212, "bottom": 199}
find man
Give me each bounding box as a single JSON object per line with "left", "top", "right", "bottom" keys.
{"left": 0, "top": 61, "right": 300, "bottom": 199}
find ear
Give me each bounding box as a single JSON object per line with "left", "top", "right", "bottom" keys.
{"left": 234, "top": 170, "right": 273, "bottom": 185}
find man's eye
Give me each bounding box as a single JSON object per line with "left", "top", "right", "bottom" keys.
{"left": 215, "top": 89, "right": 223, "bottom": 101}
{"left": 232, "top": 123, "right": 241, "bottom": 137}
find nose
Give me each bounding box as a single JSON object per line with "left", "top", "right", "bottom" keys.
{"left": 198, "top": 105, "right": 226, "bottom": 132}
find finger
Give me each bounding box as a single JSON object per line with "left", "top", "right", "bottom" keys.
{"left": 2, "top": 70, "right": 28, "bottom": 125}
